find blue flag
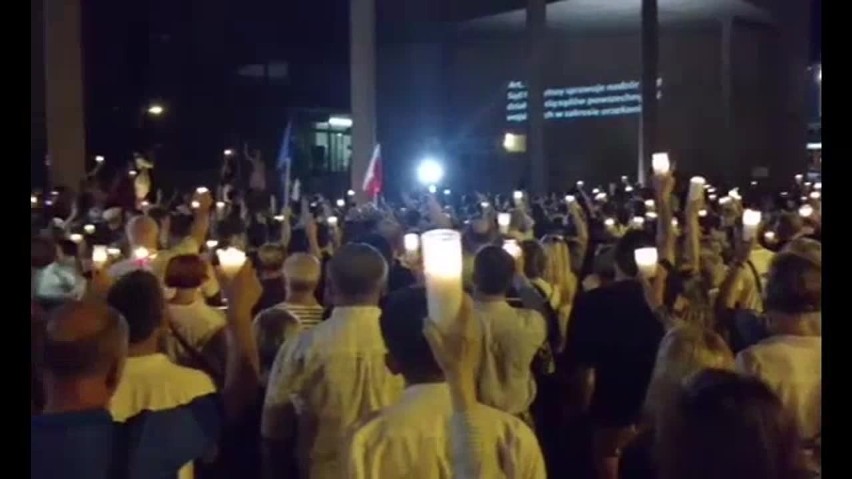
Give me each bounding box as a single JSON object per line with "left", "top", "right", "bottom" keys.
{"left": 276, "top": 119, "right": 293, "bottom": 207}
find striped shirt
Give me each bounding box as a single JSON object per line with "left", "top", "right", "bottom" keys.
{"left": 277, "top": 302, "right": 325, "bottom": 331}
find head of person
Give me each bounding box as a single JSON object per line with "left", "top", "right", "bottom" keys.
{"left": 613, "top": 229, "right": 655, "bottom": 280}
{"left": 520, "top": 239, "right": 547, "bottom": 280}
{"left": 164, "top": 254, "right": 208, "bottom": 292}
{"left": 327, "top": 243, "right": 388, "bottom": 306}
{"left": 356, "top": 233, "right": 395, "bottom": 267}
{"left": 31, "top": 236, "right": 57, "bottom": 269}
{"left": 473, "top": 245, "right": 515, "bottom": 297}
{"left": 380, "top": 286, "right": 443, "bottom": 384}
{"left": 218, "top": 217, "right": 247, "bottom": 251}
{"left": 541, "top": 235, "right": 574, "bottom": 295}
{"left": 776, "top": 212, "right": 805, "bottom": 246}
{"left": 40, "top": 301, "right": 128, "bottom": 412}
{"left": 644, "top": 326, "right": 734, "bottom": 423}
{"left": 125, "top": 214, "right": 160, "bottom": 251}
{"left": 283, "top": 253, "right": 321, "bottom": 299}
{"left": 103, "top": 207, "right": 124, "bottom": 231}
{"left": 257, "top": 243, "right": 287, "bottom": 278}
{"left": 593, "top": 244, "right": 617, "bottom": 285}
{"left": 252, "top": 308, "right": 300, "bottom": 385}
{"left": 657, "top": 369, "right": 804, "bottom": 479}
{"left": 107, "top": 270, "right": 166, "bottom": 349}
{"left": 763, "top": 249, "right": 821, "bottom": 336}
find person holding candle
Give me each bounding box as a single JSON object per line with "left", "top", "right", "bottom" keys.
{"left": 262, "top": 243, "right": 404, "bottom": 479}
{"left": 345, "top": 287, "right": 546, "bottom": 479}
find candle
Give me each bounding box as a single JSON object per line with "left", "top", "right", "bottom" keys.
{"left": 327, "top": 216, "right": 339, "bottom": 227}
{"left": 698, "top": 209, "right": 708, "bottom": 217}
{"left": 652, "top": 152, "right": 670, "bottom": 175}
{"left": 421, "top": 229, "right": 463, "bottom": 327}
{"left": 814, "top": 182, "right": 822, "bottom": 191}
{"left": 513, "top": 190, "right": 523, "bottom": 202}
{"left": 95, "top": 155, "right": 105, "bottom": 163}
{"left": 742, "top": 209, "right": 762, "bottom": 241}
{"left": 592, "top": 188, "right": 600, "bottom": 195}
{"left": 480, "top": 201, "right": 490, "bottom": 209}
{"left": 69, "top": 234, "right": 83, "bottom": 244}
{"left": 107, "top": 247, "right": 121, "bottom": 257}
{"left": 631, "top": 216, "right": 645, "bottom": 228}
{"left": 30, "top": 195, "right": 37, "bottom": 206}
{"left": 634, "top": 247, "right": 659, "bottom": 277}
{"left": 196, "top": 186, "right": 209, "bottom": 195}
{"left": 273, "top": 215, "right": 285, "bottom": 222}
{"left": 671, "top": 218, "right": 679, "bottom": 228}
{"left": 644, "top": 199, "right": 655, "bottom": 209}
{"left": 133, "top": 247, "right": 150, "bottom": 260}
{"left": 84, "top": 224, "right": 96, "bottom": 235}
{"left": 646, "top": 211, "right": 658, "bottom": 220}
{"left": 206, "top": 240, "right": 219, "bottom": 249}
{"left": 564, "top": 195, "right": 576, "bottom": 204}
{"left": 216, "top": 247, "right": 247, "bottom": 278}
{"left": 502, "top": 239, "right": 521, "bottom": 259}
{"left": 576, "top": 180, "right": 584, "bottom": 189}
{"left": 191, "top": 200, "right": 200, "bottom": 209}
{"left": 688, "top": 177, "right": 706, "bottom": 201}
{"left": 604, "top": 218, "right": 615, "bottom": 228}
{"left": 764, "top": 231, "right": 776, "bottom": 242}
{"left": 719, "top": 196, "right": 732, "bottom": 205}
{"left": 92, "top": 245, "right": 108, "bottom": 269}
{"left": 141, "top": 200, "right": 150, "bottom": 209}
{"left": 129, "top": 170, "right": 138, "bottom": 178}
{"left": 443, "top": 189, "right": 451, "bottom": 195}
{"left": 795, "top": 174, "right": 803, "bottom": 184}
{"left": 428, "top": 185, "right": 437, "bottom": 194}
{"left": 809, "top": 191, "right": 821, "bottom": 200}
{"left": 336, "top": 198, "right": 346, "bottom": 208}
{"left": 708, "top": 194, "right": 718, "bottom": 202}
{"left": 625, "top": 186, "right": 634, "bottom": 193}
{"left": 347, "top": 189, "right": 355, "bottom": 197}
{"left": 621, "top": 175, "right": 628, "bottom": 182}
{"left": 216, "top": 201, "right": 225, "bottom": 210}
{"left": 403, "top": 233, "right": 420, "bottom": 260}
{"left": 798, "top": 204, "right": 814, "bottom": 218}
{"left": 497, "top": 213, "right": 511, "bottom": 234}
{"left": 728, "top": 188, "right": 741, "bottom": 201}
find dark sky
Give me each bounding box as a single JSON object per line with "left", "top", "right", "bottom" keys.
{"left": 810, "top": 0, "right": 821, "bottom": 62}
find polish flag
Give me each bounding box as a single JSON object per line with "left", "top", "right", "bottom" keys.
{"left": 362, "top": 144, "right": 382, "bottom": 200}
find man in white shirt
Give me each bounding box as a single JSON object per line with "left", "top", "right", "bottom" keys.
{"left": 472, "top": 246, "right": 547, "bottom": 417}
{"left": 262, "top": 243, "right": 404, "bottom": 479}
{"left": 346, "top": 286, "right": 546, "bottom": 479}
{"left": 736, "top": 250, "right": 821, "bottom": 445}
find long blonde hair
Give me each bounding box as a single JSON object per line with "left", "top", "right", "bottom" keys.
{"left": 541, "top": 236, "right": 576, "bottom": 306}
{"left": 644, "top": 326, "right": 735, "bottom": 424}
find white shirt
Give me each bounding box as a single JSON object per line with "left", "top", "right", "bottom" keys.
{"left": 262, "top": 306, "right": 404, "bottom": 479}
{"left": 168, "top": 299, "right": 227, "bottom": 351}
{"left": 475, "top": 300, "right": 547, "bottom": 415}
{"left": 109, "top": 353, "right": 217, "bottom": 479}
{"left": 346, "top": 383, "right": 546, "bottom": 479}
{"left": 736, "top": 335, "right": 821, "bottom": 441}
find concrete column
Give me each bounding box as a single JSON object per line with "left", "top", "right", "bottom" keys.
{"left": 350, "top": 0, "right": 377, "bottom": 203}
{"left": 638, "top": 0, "right": 659, "bottom": 185}
{"left": 720, "top": 18, "right": 734, "bottom": 183}
{"left": 526, "top": 0, "right": 547, "bottom": 193}
{"left": 44, "top": 0, "right": 86, "bottom": 190}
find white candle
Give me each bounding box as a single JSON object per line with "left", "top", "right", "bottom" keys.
{"left": 497, "top": 212, "right": 511, "bottom": 234}
{"left": 764, "top": 231, "right": 776, "bottom": 242}
{"left": 688, "top": 177, "right": 706, "bottom": 201}
{"left": 795, "top": 174, "right": 803, "bottom": 184}
{"left": 513, "top": 190, "right": 523, "bottom": 203}
{"left": 698, "top": 209, "right": 708, "bottom": 217}
{"left": 809, "top": 191, "right": 821, "bottom": 200}
{"left": 403, "top": 233, "right": 420, "bottom": 257}
{"left": 814, "top": 182, "right": 822, "bottom": 191}
{"left": 92, "top": 245, "right": 108, "bottom": 268}
{"left": 129, "top": 170, "right": 138, "bottom": 178}
{"left": 708, "top": 194, "right": 718, "bottom": 202}
{"left": 631, "top": 216, "right": 645, "bottom": 228}
{"left": 443, "top": 189, "right": 451, "bottom": 195}
{"left": 480, "top": 201, "right": 490, "bottom": 209}
{"left": 502, "top": 239, "right": 521, "bottom": 259}
{"left": 216, "top": 247, "right": 247, "bottom": 278}
{"left": 336, "top": 198, "right": 346, "bottom": 208}
{"left": 69, "top": 234, "right": 83, "bottom": 244}
{"left": 107, "top": 247, "right": 121, "bottom": 257}
{"left": 30, "top": 195, "right": 37, "bottom": 206}
{"left": 644, "top": 199, "right": 655, "bottom": 209}
{"left": 646, "top": 211, "right": 658, "bottom": 220}
{"left": 206, "top": 240, "right": 219, "bottom": 249}
{"left": 604, "top": 218, "right": 615, "bottom": 228}
{"left": 95, "top": 155, "right": 105, "bottom": 163}
{"left": 634, "top": 247, "right": 659, "bottom": 277}
{"left": 625, "top": 185, "right": 634, "bottom": 193}
{"left": 273, "top": 215, "right": 285, "bottom": 222}
{"left": 421, "top": 229, "right": 463, "bottom": 327}
{"left": 327, "top": 216, "right": 339, "bottom": 227}
{"left": 428, "top": 185, "right": 437, "bottom": 194}
{"left": 84, "top": 224, "right": 96, "bottom": 235}
{"left": 133, "top": 247, "right": 150, "bottom": 260}
{"left": 798, "top": 204, "right": 814, "bottom": 218}
{"left": 576, "top": 180, "right": 584, "bottom": 189}
{"left": 595, "top": 192, "right": 607, "bottom": 202}
{"left": 216, "top": 201, "right": 225, "bottom": 210}
{"left": 196, "top": 186, "right": 209, "bottom": 195}
{"left": 742, "top": 209, "right": 762, "bottom": 241}
{"left": 565, "top": 195, "right": 576, "bottom": 204}
{"left": 347, "top": 189, "right": 355, "bottom": 197}
{"left": 652, "top": 152, "right": 670, "bottom": 175}
{"left": 191, "top": 200, "right": 200, "bottom": 209}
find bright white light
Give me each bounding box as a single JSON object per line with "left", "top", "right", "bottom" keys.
{"left": 95, "top": 155, "right": 105, "bottom": 163}
{"left": 223, "top": 149, "right": 234, "bottom": 156}
{"left": 443, "top": 189, "right": 451, "bottom": 196}
{"left": 147, "top": 104, "right": 164, "bottom": 115}
{"left": 806, "top": 142, "right": 822, "bottom": 151}
{"left": 347, "top": 189, "right": 355, "bottom": 197}
{"left": 328, "top": 116, "right": 353, "bottom": 128}
{"left": 428, "top": 185, "right": 437, "bottom": 194}
{"left": 336, "top": 198, "right": 346, "bottom": 207}
{"left": 417, "top": 159, "right": 444, "bottom": 185}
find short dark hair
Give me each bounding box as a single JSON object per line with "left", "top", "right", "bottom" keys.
{"left": 329, "top": 243, "right": 388, "bottom": 298}
{"left": 164, "top": 254, "right": 208, "bottom": 289}
{"left": 473, "top": 245, "right": 515, "bottom": 295}
{"left": 613, "top": 230, "right": 654, "bottom": 278}
{"left": 42, "top": 301, "right": 127, "bottom": 379}
{"left": 520, "top": 240, "right": 546, "bottom": 279}
{"left": 257, "top": 243, "right": 287, "bottom": 272}
{"left": 356, "top": 233, "right": 394, "bottom": 265}
{"left": 380, "top": 286, "right": 441, "bottom": 383}
{"left": 107, "top": 270, "right": 164, "bottom": 344}
{"left": 765, "top": 251, "right": 821, "bottom": 314}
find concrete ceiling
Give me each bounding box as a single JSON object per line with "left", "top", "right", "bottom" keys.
{"left": 462, "top": 0, "right": 773, "bottom": 33}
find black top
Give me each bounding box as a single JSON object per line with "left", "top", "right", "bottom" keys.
{"left": 566, "top": 280, "right": 664, "bottom": 428}
{"left": 253, "top": 277, "right": 286, "bottom": 317}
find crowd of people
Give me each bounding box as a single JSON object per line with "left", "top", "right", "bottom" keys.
{"left": 30, "top": 155, "right": 821, "bottom": 479}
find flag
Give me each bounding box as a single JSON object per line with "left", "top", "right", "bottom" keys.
{"left": 276, "top": 119, "right": 293, "bottom": 207}
{"left": 362, "top": 144, "right": 382, "bottom": 200}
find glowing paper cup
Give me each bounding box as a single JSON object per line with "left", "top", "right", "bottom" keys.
{"left": 216, "top": 247, "right": 247, "bottom": 278}
{"left": 798, "top": 204, "right": 814, "bottom": 218}
{"left": 95, "top": 155, "right": 105, "bottom": 163}
{"left": 206, "top": 240, "right": 219, "bottom": 249}
{"left": 404, "top": 233, "right": 420, "bottom": 255}
{"left": 688, "top": 177, "right": 706, "bottom": 201}
{"left": 336, "top": 198, "right": 346, "bottom": 208}
{"left": 503, "top": 239, "right": 521, "bottom": 259}
{"left": 634, "top": 247, "right": 659, "bottom": 278}
{"left": 133, "top": 247, "right": 150, "bottom": 260}
{"left": 577, "top": 180, "right": 585, "bottom": 189}
{"left": 631, "top": 216, "right": 645, "bottom": 228}
{"left": 92, "top": 246, "right": 108, "bottom": 269}
{"left": 107, "top": 247, "right": 121, "bottom": 258}
{"left": 196, "top": 186, "right": 209, "bottom": 195}
{"left": 327, "top": 216, "right": 339, "bottom": 227}
{"left": 742, "top": 209, "right": 762, "bottom": 241}
{"left": 565, "top": 195, "right": 576, "bottom": 204}
{"left": 764, "top": 231, "right": 776, "bottom": 242}
{"left": 421, "top": 229, "right": 463, "bottom": 327}
{"left": 645, "top": 199, "right": 655, "bottom": 209}
{"left": 191, "top": 200, "right": 201, "bottom": 209}
{"left": 84, "top": 224, "right": 96, "bottom": 235}
{"left": 69, "top": 234, "right": 83, "bottom": 244}
{"left": 652, "top": 153, "right": 670, "bottom": 175}
{"left": 497, "top": 213, "right": 511, "bottom": 234}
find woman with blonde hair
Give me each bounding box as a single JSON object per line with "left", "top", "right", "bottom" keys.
{"left": 619, "top": 326, "right": 735, "bottom": 479}
{"left": 540, "top": 235, "right": 578, "bottom": 352}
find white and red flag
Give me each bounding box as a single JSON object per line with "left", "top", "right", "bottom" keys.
{"left": 362, "top": 144, "right": 383, "bottom": 200}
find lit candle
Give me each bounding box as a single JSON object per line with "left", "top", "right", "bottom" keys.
{"left": 347, "top": 189, "right": 355, "bottom": 197}
{"left": 95, "top": 155, "right": 105, "bottom": 163}
{"left": 621, "top": 175, "right": 628, "bottom": 182}
{"left": 604, "top": 218, "right": 615, "bottom": 228}
{"left": 503, "top": 239, "right": 521, "bottom": 259}
{"left": 107, "top": 247, "right": 121, "bottom": 257}
{"left": 634, "top": 247, "right": 659, "bottom": 278}
{"left": 216, "top": 247, "right": 247, "bottom": 278}
{"left": 576, "top": 180, "right": 585, "bottom": 189}
{"left": 565, "top": 195, "right": 576, "bottom": 204}
{"left": 625, "top": 185, "right": 634, "bottom": 193}
{"left": 698, "top": 209, "right": 708, "bottom": 217}
{"left": 671, "top": 218, "right": 679, "bottom": 228}
{"left": 497, "top": 213, "right": 511, "bottom": 234}
{"left": 191, "top": 200, "right": 200, "bottom": 209}
{"left": 273, "top": 215, "right": 285, "bottom": 222}
{"left": 92, "top": 245, "right": 108, "bottom": 269}
{"left": 652, "top": 152, "right": 670, "bottom": 175}
{"left": 809, "top": 191, "right": 821, "bottom": 200}
{"left": 336, "top": 198, "right": 346, "bottom": 208}
{"left": 327, "top": 216, "right": 339, "bottom": 227}
{"left": 646, "top": 211, "right": 658, "bottom": 220}
{"left": 595, "top": 192, "right": 607, "bottom": 202}
{"left": 69, "top": 234, "right": 83, "bottom": 244}
{"left": 764, "top": 231, "right": 776, "bottom": 242}
{"left": 428, "top": 185, "right": 437, "bottom": 194}
{"left": 814, "top": 182, "right": 822, "bottom": 191}
{"left": 798, "top": 204, "right": 814, "bottom": 218}
{"left": 421, "top": 229, "right": 463, "bottom": 327}
{"left": 688, "top": 177, "right": 706, "bottom": 201}
{"left": 644, "top": 199, "right": 655, "bottom": 209}
{"left": 719, "top": 196, "right": 732, "bottom": 205}
{"left": 30, "top": 195, "right": 37, "bottom": 206}
{"left": 443, "top": 189, "right": 451, "bottom": 196}
{"left": 84, "top": 224, "right": 96, "bottom": 235}
{"left": 742, "top": 209, "right": 762, "bottom": 241}
{"left": 513, "top": 190, "right": 524, "bottom": 204}
{"left": 795, "top": 174, "right": 803, "bottom": 184}
{"left": 133, "top": 247, "right": 150, "bottom": 260}
{"left": 129, "top": 170, "right": 138, "bottom": 178}
{"left": 708, "top": 194, "right": 718, "bottom": 202}
{"left": 196, "top": 186, "right": 209, "bottom": 195}
{"left": 480, "top": 201, "right": 490, "bottom": 209}
{"left": 631, "top": 216, "right": 645, "bottom": 228}
{"left": 141, "top": 200, "right": 150, "bottom": 209}
{"left": 403, "top": 233, "right": 420, "bottom": 262}
{"left": 206, "top": 240, "right": 218, "bottom": 249}
{"left": 216, "top": 201, "right": 225, "bottom": 210}
{"left": 728, "top": 189, "right": 741, "bottom": 201}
